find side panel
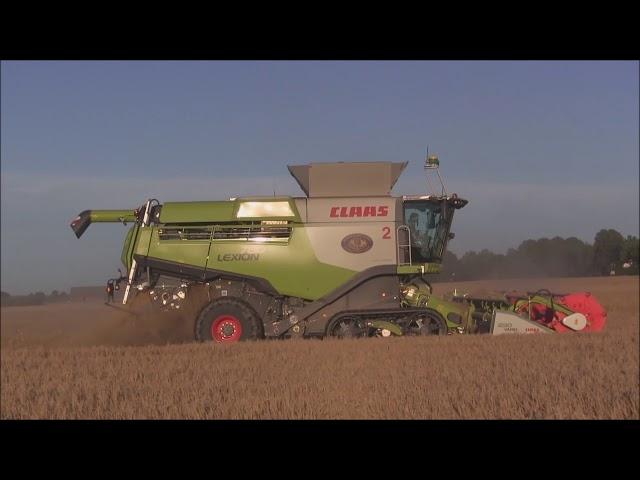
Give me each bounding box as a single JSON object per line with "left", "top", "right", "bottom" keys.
{"left": 140, "top": 225, "right": 356, "bottom": 300}
{"left": 306, "top": 223, "right": 396, "bottom": 271}
{"left": 147, "top": 229, "right": 210, "bottom": 269}
{"left": 133, "top": 228, "right": 153, "bottom": 260}
{"left": 491, "top": 311, "right": 554, "bottom": 335}
{"left": 205, "top": 227, "right": 355, "bottom": 299}
{"left": 121, "top": 225, "right": 139, "bottom": 271}
{"left": 305, "top": 197, "right": 398, "bottom": 271}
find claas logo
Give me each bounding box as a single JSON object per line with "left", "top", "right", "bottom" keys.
{"left": 330, "top": 206, "right": 389, "bottom": 218}
{"left": 341, "top": 234, "right": 374, "bottom": 254}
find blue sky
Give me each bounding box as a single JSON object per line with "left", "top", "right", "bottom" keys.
{"left": 1, "top": 61, "right": 638, "bottom": 294}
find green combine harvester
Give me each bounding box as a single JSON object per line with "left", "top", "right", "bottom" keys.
{"left": 70, "top": 157, "right": 606, "bottom": 342}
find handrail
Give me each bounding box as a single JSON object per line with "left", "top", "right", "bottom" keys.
{"left": 397, "top": 225, "right": 412, "bottom": 266}
{"left": 123, "top": 199, "right": 153, "bottom": 304}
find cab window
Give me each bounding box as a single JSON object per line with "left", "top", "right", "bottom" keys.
{"left": 403, "top": 201, "right": 452, "bottom": 263}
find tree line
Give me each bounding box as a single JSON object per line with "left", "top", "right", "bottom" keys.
{"left": 434, "top": 229, "right": 639, "bottom": 282}
{"left": 1, "top": 290, "right": 70, "bottom": 307}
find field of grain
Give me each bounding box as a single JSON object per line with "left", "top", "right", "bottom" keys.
{"left": 1, "top": 276, "right": 638, "bottom": 419}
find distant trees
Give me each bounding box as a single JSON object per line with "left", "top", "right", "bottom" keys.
{"left": 621, "top": 235, "right": 639, "bottom": 273}
{"left": 437, "top": 229, "right": 639, "bottom": 282}
{"left": 1, "top": 291, "right": 46, "bottom": 306}
{"left": 1, "top": 290, "right": 69, "bottom": 307}
{"left": 593, "top": 229, "right": 625, "bottom": 275}
{"left": 512, "top": 236, "right": 594, "bottom": 277}
{"left": 48, "top": 290, "right": 69, "bottom": 303}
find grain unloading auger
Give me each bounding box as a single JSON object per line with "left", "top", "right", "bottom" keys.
{"left": 69, "top": 156, "right": 607, "bottom": 342}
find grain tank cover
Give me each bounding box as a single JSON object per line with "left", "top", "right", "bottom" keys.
{"left": 287, "top": 161, "right": 408, "bottom": 197}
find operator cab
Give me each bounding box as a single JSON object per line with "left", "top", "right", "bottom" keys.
{"left": 401, "top": 195, "right": 467, "bottom": 265}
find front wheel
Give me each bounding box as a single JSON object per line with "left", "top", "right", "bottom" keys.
{"left": 195, "top": 298, "right": 262, "bottom": 343}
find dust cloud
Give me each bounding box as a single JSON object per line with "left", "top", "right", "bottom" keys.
{"left": 1, "top": 301, "right": 195, "bottom": 348}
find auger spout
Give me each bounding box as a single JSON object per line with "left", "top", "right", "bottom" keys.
{"left": 70, "top": 209, "right": 137, "bottom": 238}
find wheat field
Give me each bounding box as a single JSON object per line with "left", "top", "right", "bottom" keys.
{"left": 1, "top": 276, "right": 638, "bottom": 419}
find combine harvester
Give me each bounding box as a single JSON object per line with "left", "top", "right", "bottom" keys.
{"left": 70, "top": 156, "right": 606, "bottom": 342}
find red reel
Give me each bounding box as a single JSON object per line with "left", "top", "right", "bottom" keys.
{"left": 513, "top": 292, "right": 607, "bottom": 333}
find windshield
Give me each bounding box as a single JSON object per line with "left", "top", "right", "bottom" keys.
{"left": 403, "top": 200, "right": 453, "bottom": 263}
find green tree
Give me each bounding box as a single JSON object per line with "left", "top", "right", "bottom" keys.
{"left": 620, "top": 235, "right": 639, "bottom": 274}
{"left": 592, "top": 229, "right": 625, "bottom": 275}
{"left": 620, "top": 235, "right": 639, "bottom": 263}
{"left": 457, "top": 249, "right": 505, "bottom": 280}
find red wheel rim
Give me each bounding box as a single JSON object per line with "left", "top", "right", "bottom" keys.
{"left": 211, "top": 315, "right": 242, "bottom": 343}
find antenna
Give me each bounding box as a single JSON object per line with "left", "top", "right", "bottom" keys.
{"left": 424, "top": 148, "right": 447, "bottom": 196}
{"left": 424, "top": 144, "right": 435, "bottom": 194}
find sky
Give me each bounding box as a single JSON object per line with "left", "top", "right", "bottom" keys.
{"left": 1, "top": 61, "right": 638, "bottom": 295}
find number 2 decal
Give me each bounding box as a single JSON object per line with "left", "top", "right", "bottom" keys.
{"left": 382, "top": 227, "right": 391, "bottom": 239}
